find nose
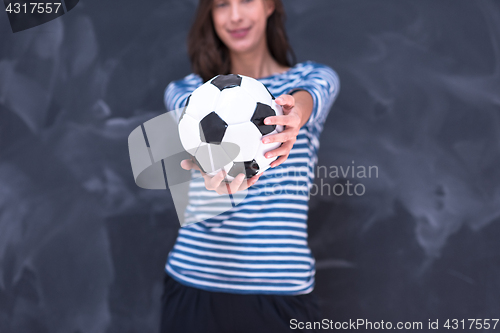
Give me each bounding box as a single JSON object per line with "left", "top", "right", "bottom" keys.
{"left": 229, "top": 2, "right": 243, "bottom": 23}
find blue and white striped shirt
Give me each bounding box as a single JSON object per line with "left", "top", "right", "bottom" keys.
{"left": 163, "top": 60, "right": 340, "bottom": 295}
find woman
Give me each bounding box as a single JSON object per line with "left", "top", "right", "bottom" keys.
{"left": 161, "top": 0, "right": 340, "bottom": 332}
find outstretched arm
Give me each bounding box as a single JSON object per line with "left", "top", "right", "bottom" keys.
{"left": 262, "top": 90, "right": 314, "bottom": 168}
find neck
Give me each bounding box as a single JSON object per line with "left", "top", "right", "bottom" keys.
{"left": 229, "top": 40, "right": 286, "bottom": 79}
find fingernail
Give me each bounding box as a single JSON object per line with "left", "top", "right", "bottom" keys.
{"left": 264, "top": 118, "right": 270, "bottom": 125}
{"left": 263, "top": 138, "right": 270, "bottom": 144}
{"left": 266, "top": 153, "right": 273, "bottom": 158}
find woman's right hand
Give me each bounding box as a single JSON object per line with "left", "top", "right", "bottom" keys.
{"left": 180, "top": 158, "right": 261, "bottom": 195}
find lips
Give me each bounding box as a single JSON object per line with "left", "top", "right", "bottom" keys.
{"left": 229, "top": 27, "right": 250, "bottom": 38}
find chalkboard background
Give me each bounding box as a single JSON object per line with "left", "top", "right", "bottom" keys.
{"left": 1, "top": 0, "right": 500, "bottom": 332}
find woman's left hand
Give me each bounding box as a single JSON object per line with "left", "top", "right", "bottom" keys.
{"left": 262, "top": 94, "right": 302, "bottom": 168}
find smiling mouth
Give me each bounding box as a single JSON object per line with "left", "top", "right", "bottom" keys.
{"left": 228, "top": 27, "right": 251, "bottom": 37}
{"left": 229, "top": 27, "right": 250, "bottom": 33}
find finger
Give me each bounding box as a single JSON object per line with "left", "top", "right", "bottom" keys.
{"left": 264, "top": 113, "right": 300, "bottom": 127}
{"left": 219, "top": 172, "right": 261, "bottom": 194}
{"left": 264, "top": 140, "right": 294, "bottom": 159}
{"left": 244, "top": 173, "right": 261, "bottom": 189}
{"left": 238, "top": 172, "right": 260, "bottom": 190}
{"left": 205, "top": 169, "right": 226, "bottom": 190}
{"left": 227, "top": 173, "right": 246, "bottom": 194}
{"left": 262, "top": 131, "right": 297, "bottom": 144}
{"left": 180, "top": 159, "right": 192, "bottom": 170}
{"left": 270, "top": 154, "right": 289, "bottom": 168}
{"left": 275, "top": 94, "right": 295, "bottom": 109}
{"left": 181, "top": 159, "right": 203, "bottom": 173}
{"left": 214, "top": 172, "right": 236, "bottom": 195}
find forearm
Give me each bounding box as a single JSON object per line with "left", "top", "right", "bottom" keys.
{"left": 289, "top": 90, "right": 313, "bottom": 128}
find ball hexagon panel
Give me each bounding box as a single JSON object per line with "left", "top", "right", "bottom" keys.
{"left": 185, "top": 83, "right": 221, "bottom": 121}
{"left": 223, "top": 121, "right": 262, "bottom": 161}
{"left": 215, "top": 86, "right": 257, "bottom": 125}
{"left": 240, "top": 75, "right": 274, "bottom": 105}
{"left": 199, "top": 111, "right": 228, "bottom": 144}
{"left": 251, "top": 102, "right": 277, "bottom": 135}
{"left": 226, "top": 162, "right": 244, "bottom": 179}
{"left": 211, "top": 74, "right": 242, "bottom": 91}
{"left": 178, "top": 113, "right": 203, "bottom": 153}
{"left": 228, "top": 160, "right": 259, "bottom": 179}
{"left": 252, "top": 156, "right": 274, "bottom": 177}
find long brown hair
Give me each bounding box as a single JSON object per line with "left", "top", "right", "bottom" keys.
{"left": 187, "top": 0, "right": 296, "bottom": 82}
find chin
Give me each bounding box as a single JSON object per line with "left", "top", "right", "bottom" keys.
{"left": 221, "top": 34, "right": 257, "bottom": 51}
{"left": 226, "top": 40, "right": 258, "bottom": 54}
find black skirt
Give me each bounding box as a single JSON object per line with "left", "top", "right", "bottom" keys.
{"left": 159, "top": 273, "right": 322, "bottom": 333}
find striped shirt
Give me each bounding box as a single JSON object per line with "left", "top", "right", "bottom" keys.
{"left": 163, "top": 60, "right": 340, "bottom": 295}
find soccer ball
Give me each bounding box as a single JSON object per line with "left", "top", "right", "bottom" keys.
{"left": 178, "top": 74, "right": 284, "bottom": 182}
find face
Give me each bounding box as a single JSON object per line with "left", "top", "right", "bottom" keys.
{"left": 211, "top": 0, "right": 275, "bottom": 55}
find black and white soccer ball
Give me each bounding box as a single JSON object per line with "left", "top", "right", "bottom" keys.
{"left": 178, "top": 74, "right": 283, "bottom": 182}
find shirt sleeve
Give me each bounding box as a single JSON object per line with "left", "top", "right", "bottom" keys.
{"left": 286, "top": 61, "right": 340, "bottom": 130}
{"left": 164, "top": 81, "right": 191, "bottom": 112}
{"left": 164, "top": 74, "right": 203, "bottom": 112}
